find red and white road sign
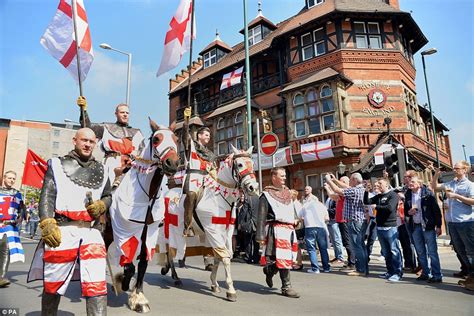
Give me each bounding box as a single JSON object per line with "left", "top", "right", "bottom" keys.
{"left": 261, "top": 133, "right": 279, "bottom": 156}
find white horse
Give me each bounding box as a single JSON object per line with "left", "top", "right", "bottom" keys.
{"left": 108, "top": 118, "right": 179, "bottom": 313}
{"left": 160, "top": 145, "right": 259, "bottom": 302}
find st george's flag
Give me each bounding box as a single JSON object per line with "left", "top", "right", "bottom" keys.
{"left": 220, "top": 66, "right": 244, "bottom": 90}
{"left": 157, "top": 0, "right": 196, "bottom": 77}
{"left": 40, "top": 0, "right": 94, "bottom": 82}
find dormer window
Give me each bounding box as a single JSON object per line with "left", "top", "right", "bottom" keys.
{"left": 203, "top": 49, "right": 217, "bottom": 68}
{"left": 249, "top": 26, "right": 263, "bottom": 46}
{"left": 307, "top": 0, "right": 324, "bottom": 9}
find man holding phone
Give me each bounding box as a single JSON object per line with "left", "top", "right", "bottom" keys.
{"left": 431, "top": 161, "right": 474, "bottom": 290}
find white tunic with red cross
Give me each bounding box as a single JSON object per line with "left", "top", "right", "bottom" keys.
{"left": 27, "top": 158, "right": 109, "bottom": 297}
{"left": 100, "top": 125, "right": 144, "bottom": 183}
{"left": 260, "top": 192, "right": 298, "bottom": 269}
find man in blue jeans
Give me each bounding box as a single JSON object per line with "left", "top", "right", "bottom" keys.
{"left": 364, "top": 178, "right": 403, "bottom": 282}
{"left": 298, "top": 188, "right": 330, "bottom": 273}
{"left": 326, "top": 173, "right": 368, "bottom": 276}
{"left": 405, "top": 176, "right": 443, "bottom": 283}
{"left": 432, "top": 161, "right": 474, "bottom": 290}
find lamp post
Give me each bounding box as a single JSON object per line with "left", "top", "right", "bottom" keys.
{"left": 100, "top": 43, "right": 132, "bottom": 106}
{"left": 421, "top": 48, "right": 440, "bottom": 168}
{"left": 462, "top": 144, "right": 468, "bottom": 161}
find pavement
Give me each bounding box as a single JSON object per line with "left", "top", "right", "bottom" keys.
{"left": 1, "top": 235, "right": 473, "bottom": 316}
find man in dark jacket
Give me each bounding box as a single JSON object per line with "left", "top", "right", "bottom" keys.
{"left": 364, "top": 178, "right": 402, "bottom": 282}
{"left": 238, "top": 194, "right": 260, "bottom": 264}
{"left": 404, "top": 175, "right": 443, "bottom": 283}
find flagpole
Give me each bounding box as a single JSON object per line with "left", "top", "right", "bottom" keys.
{"left": 71, "top": 0, "right": 85, "bottom": 127}
{"left": 256, "top": 118, "right": 263, "bottom": 193}
{"left": 186, "top": 0, "right": 196, "bottom": 116}
{"left": 243, "top": 0, "right": 253, "bottom": 147}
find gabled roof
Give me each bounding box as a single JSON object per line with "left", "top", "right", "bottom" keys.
{"left": 239, "top": 15, "right": 277, "bottom": 34}
{"left": 199, "top": 34, "right": 233, "bottom": 56}
{"left": 280, "top": 67, "right": 352, "bottom": 93}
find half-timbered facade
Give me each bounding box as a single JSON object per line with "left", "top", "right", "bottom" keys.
{"left": 167, "top": 0, "right": 452, "bottom": 199}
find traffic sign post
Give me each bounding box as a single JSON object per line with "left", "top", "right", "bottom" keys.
{"left": 261, "top": 133, "right": 279, "bottom": 156}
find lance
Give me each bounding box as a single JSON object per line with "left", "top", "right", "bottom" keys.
{"left": 71, "top": 0, "right": 86, "bottom": 127}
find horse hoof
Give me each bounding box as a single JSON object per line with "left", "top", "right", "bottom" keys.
{"left": 174, "top": 280, "right": 183, "bottom": 288}
{"left": 226, "top": 292, "right": 237, "bottom": 302}
{"left": 161, "top": 266, "right": 170, "bottom": 276}
{"left": 135, "top": 304, "right": 151, "bottom": 313}
{"left": 211, "top": 285, "right": 221, "bottom": 293}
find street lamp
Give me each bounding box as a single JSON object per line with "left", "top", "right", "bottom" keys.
{"left": 99, "top": 43, "right": 132, "bottom": 106}
{"left": 421, "top": 48, "right": 440, "bottom": 168}
{"left": 462, "top": 144, "right": 467, "bottom": 161}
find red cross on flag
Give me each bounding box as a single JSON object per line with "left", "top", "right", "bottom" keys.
{"left": 41, "top": 0, "right": 93, "bottom": 82}
{"left": 301, "top": 139, "right": 334, "bottom": 162}
{"left": 220, "top": 66, "right": 244, "bottom": 90}
{"left": 157, "top": 0, "right": 196, "bottom": 77}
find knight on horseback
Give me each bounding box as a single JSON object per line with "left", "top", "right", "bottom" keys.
{"left": 77, "top": 96, "right": 144, "bottom": 186}
{"left": 181, "top": 107, "right": 216, "bottom": 236}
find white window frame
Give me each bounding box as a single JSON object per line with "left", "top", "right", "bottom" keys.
{"left": 249, "top": 26, "right": 262, "bottom": 46}
{"left": 307, "top": 0, "right": 324, "bottom": 9}
{"left": 203, "top": 49, "right": 217, "bottom": 68}
{"left": 354, "top": 21, "right": 382, "bottom": 49}
{"left": 313, "top": 28, "right": 326, "bottom": 56}
{"left": 301, "top": 32, "right": 314, "bottom": 61}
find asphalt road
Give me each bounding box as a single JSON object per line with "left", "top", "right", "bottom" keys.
{"left": 1, "top": 237, "right": 473, "bottom": 316}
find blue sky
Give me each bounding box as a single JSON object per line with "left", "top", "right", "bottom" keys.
{"left": 0, "top": 0, "right": 472, "bottom": 163}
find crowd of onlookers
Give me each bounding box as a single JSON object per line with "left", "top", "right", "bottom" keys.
{"left": 232, "top": 160, "right": 473, "bottom": 291}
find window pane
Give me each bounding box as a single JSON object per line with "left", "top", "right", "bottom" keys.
{"left": 307, "top": 0, "right": 315, "bottom": 7}
{"left": 354, "top": 22, "right": 366, "bottom": 33}
{"left": 295, "top": 105, "right": 305, "bottom": 119}
{"left": 356, "top": 35, "right": 368, "bottom": 48}
{"left": 302, "top": 46, "right": 314, "bottom": 60}
{"left": 323, "top": 114, "right": 335, "bottom": 131}
{"left": 314, "top": 28, "right": 325, "bottom": 41}
{"left": 217, "top": 130, "right": 225, "bottom": 141}
{"left": 315, "top": 41, "right": 325, "bottom": 55}
{"left": 369, "top": 36, "right": 382, "bottom": 49}
{"left": 218, "top": 142, "right": 228, "bottom": 155}
{"left": 235, "top": 112, "right": 243, "bottom": 123}
{"left": 320, "top": 86, "right": 332, "bottom": 98}
{"left": 308, "top": 118, "right": 321, "bottom": 134}
{"left": 322, "top": 98, "right": 334, "bottom": 112}
{"left": 217, "top": 118, "right": 225, "bottom": 128}
{"left": 236, "top": 137, "right": 244, "bottom": 150}
{"left": 204, "top": 60, "right": 210, "bottom": 68}
{"left": 307, "top": 90, "right": 317, "bottom": 102}
{"left": 255, "top": 32, "right": 262, "bottom": 43}
{"left": 295, "top": 121, "right": 306, "bottom": 137}
{"left": 368, "top": 22, "right": 380, "bottom": 34}
{"left": 293, "top": 94, "right": 304, "bottom": 105}
{"left": 236, "top": 124, "right": 243, "bottom": 136}
{"left": 227, "top": 127, "right": 233, "bottom": 138}
{"left": 302, "top": 33, "right": 312, "bottom": 46}
{"left": 308, "top": 102, "right": 319, "bottom": 116}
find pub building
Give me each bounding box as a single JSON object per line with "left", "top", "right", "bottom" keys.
{"left": 167, "top": 0, "right": 452, "bottom": 200}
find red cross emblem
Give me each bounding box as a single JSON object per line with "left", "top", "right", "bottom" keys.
{"left": 223, "top": 188, "right": 229, "bottom": 196}
{"left": 164, "top": 4, "right": 192, "bottom": 45}
{"left": 214, "top": 185, "right": 221, "bottom": 193}
{"left": 211, "top": 210, "right": 235, "bottom": 229}
{"left": 222, "top": 69, "right": 242, "bottom": 89}
{"left": 164, "top": 198, "right": 179, "bottom": 239}
{"left": 108, "top": 138, "right": 135, "bottom": 155}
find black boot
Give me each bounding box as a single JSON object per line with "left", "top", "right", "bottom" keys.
{"left": 279, "top": 269, "right": 299, "bottom": 298}
{"left": 41, "top": 292, "right": 61, "bottom": 316}
{"left": 263, "top": 263, "right": 277, "bottom": 288}
{"left": 86, "top": 295, "right": 107, "bottom": 316}
{"left": 122, "top": 263, "right": 135, "bottom": 292}
{"left": 0, "top": 235, "right": 10, "bottom": 288}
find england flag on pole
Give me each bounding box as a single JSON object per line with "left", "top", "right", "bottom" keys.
{"left": 40, "top": 0, "right": 94, "bottom": 82}
{"left": 301, "top": 139, "right": 334, "bottom": 162}
{"left": 220, "top": 66, "right": 244, "bottom": 90}
{"left": 157, "top": 0, "right": 195, "bottom": 77}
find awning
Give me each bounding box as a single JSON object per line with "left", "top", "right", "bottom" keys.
{"left": 280, "top": 67, "right": 352, "bottom": 94}
{"left": 206, "top": 98, "right": 259, "bottom": 119}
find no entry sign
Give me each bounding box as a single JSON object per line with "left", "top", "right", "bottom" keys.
{"left": 261, "top": 133, "right": 279, "bottom": 156}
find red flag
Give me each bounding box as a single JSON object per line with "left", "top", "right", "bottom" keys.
{"left": 40, "top": 0, "right": 94, "bottom": 82}
{"left": 156, "top": 0, "right": 195, "bottom": 77}
{"left": 22, "top": 149, "right": 48, "bottom": 189}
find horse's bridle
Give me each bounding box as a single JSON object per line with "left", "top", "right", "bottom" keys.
{"left": 231, "top": 153, "right": 256, "bottom": 185}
